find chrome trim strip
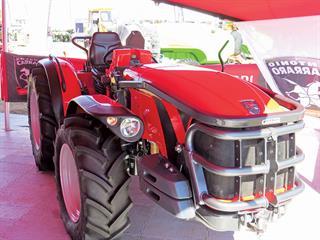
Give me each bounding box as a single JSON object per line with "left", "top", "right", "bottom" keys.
{"left": 274, "top": 177, "right": 305, "bottom": 205}
{"left": 191, "top": 152, "right": 270, "bottom": 177}
{"left": 186, "top": 121, "right": 305, "bottom": 146}
{"left": 200, "top": 177, "right": 305, "bottom": 212}
{"left": 277, "top": 147, "right": 304, "bottom": 171}
{"left": 202, "top": 194, "right": 269, "bottom": 212}
{"left": 184, "top": 151, "right": 208, "bottom": 205}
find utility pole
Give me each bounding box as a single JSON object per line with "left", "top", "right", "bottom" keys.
{"left": 174, "top": 6, "right": 184, "bottom": 22}
{"left": 2, "top": 0, "right": 11, "bottom": 131}
{"left": 47, "top": 0, "right": 52, "bottom": 36}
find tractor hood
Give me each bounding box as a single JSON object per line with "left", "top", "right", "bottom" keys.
{"left": 154, "top": 0, "right": 320, "bottom": 21}
{"left": 127, "top": 64, "right": 282, "bottom": 119}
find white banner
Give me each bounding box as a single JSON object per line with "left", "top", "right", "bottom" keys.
{"left": 238, "top": 16, "right": 320, "bottom": 109}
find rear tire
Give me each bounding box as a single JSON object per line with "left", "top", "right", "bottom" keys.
{"left": 54, "top": 116, "right": 132, "bottom": 240}
{"left": 28, "top": 67, "right": 57, "bottom": 171}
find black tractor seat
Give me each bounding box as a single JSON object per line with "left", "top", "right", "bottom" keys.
{"left": 89, "top": 32, "right": 123, "bottom": 76}
{"left": 88, "top": 32, "right": 122, "bottom": 94}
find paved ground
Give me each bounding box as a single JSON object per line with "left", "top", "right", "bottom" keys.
{"left": 0, "top": 113, "right": 319, "bottom": 240}
{"left": 0, "top": 102, "right": 28, "bottom": 115}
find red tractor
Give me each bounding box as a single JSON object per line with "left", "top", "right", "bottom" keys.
{"left": 27, "top": 31, "right": 305, "bottom": 239}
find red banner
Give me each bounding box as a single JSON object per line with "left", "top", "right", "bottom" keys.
{"left": 203, "top": 64, "right": 268, "bottom": 87}
{"left": 0, "top": 52, "right": 44, "bottom": 102}
{"left": 0, "top": 52, "right": 86, "bottom": 102}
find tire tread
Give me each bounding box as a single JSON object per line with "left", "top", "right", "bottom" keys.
{"left": 28, "top": 67, "right": 57, "bottom": 171}
{"left": 54, "top": 116, "right": 132, "bottom": 240}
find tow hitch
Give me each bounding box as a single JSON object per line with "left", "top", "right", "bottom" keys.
{"left": 240, "top": 204, "right": 287, "bottom": 234}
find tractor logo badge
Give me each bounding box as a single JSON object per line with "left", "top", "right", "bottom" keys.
{"left": 241, "top": 99, "right": 260, "bottom": 115}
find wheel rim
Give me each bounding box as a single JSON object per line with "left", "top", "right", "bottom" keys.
{"left": 60, "top": 144, "right": 81, "bottom": 223}
{"left": 30, "top": 89, "right": 41, "bottom": 150}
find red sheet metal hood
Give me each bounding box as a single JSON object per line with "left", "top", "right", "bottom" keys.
{"left": 128, "top": 64, "right": 276, "bottom": 118}
{"left": 155, "top": 0, "right": 320, "bottom": 20}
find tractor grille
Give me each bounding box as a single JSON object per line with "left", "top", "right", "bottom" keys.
{"left": 184, "top": 121, "right": 305, "bottom": 212}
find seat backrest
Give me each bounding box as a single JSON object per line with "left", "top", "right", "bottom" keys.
{"left": 125, "top": 31, "right": 145, "bottom": 49}
{"left": 89, "top": 32, "right": 122, "bottom": 72}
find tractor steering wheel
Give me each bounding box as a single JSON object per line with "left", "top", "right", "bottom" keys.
{"left": 103, "top": 44, "right": 123, "bottom": 64}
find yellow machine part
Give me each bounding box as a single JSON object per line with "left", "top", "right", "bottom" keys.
{"left": 264, "top": 98, "right": 286, "bottom": 114}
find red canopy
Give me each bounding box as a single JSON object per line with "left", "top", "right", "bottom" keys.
{"left": 155, "top": 0, "right": 320, "bottom": 20}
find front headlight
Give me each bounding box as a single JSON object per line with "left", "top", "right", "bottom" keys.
{"left": 120, "top": 117, "right": 141, "bottom": 138}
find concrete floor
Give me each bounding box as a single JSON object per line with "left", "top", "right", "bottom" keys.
{"left": 0, "top": 113, "right": 319, "bottom": 240}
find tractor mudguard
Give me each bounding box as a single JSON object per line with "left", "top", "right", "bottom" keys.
{"left": 66, "top": 94, "right": 144, "bottom": 142}
{"left": 37, "top": 57, "right": 82, "bottom": 125}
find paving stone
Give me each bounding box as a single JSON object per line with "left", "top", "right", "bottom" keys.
{"left": 120, "top": 234, "right": 141, "bottom": 240}
{"left": 207, "top": 231, "right": 234, "bottom": 240}
{"left": 0, "top": 202, "right": 32, "bottom": 220}
{"left": 0, "top": 172, "right": 21, "bottom": 190}
{"left": 125, "top": 204, "right": 155, "bottom": 236}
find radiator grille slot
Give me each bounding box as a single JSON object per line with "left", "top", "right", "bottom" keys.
{"left": 193, "top": 132, "right": 267, "bottom": 200}
{"left": 193, "top": 131, "right": 235, "bottom": 167}
{"left": 204, "top": 173, "right": 236, "bottom": 200}
{"left": 242, "top": 139, "right": 265, "bottom": 166}
{"left": 277, "top": 133, "right": 295, "bottom": 161}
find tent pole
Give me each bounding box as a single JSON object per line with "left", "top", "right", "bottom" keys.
{"left": 4, "top": 102, "right": 10, "bottom": 131}
{"left": 2, "top": 0, "right": 7, "bottom": 52}
{"left": 2, "top": 0, "right": 11, "bottom": 131}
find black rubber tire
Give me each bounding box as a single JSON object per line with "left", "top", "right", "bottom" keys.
{"left": 54, "top": 115, "right": 132, "bottom": 240}
{"left": 28, "top": 67, "right": 57, "bottom": 171}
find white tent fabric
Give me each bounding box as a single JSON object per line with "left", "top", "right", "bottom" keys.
{"left": 238, "top": 16, "right": 320, "bottom": 109}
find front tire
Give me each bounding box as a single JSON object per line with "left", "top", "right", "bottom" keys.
{"left": 28, "top": 67, "right": 57, "bottom": 171}
{"left": 54, "top": 116, "right": 132, "bottom": 240}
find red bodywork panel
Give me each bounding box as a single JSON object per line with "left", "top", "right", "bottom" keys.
{"left": 128, "top": 64, "right": 273, "bottom": 118}
{"left": 77, "top": 71, "right": 96, "bottom": 95}
{"left": 68, "top": 94, "right": 132, "bottom": 116}
{"left": 60, "top": 57, "right": 86, "bottom": 72}
{"left": 157, "top": 0, "right": 320, "bottom": 20}
{"left": 108, "top": 48, "right": 153, "bottom": 74}
{"left": 130, "top": 89, "right": 187, "bottom": 158}
{"left": 130, "top": 89, "right": 168, "bottom": 156}
{"left": 111, "top": 49, "right": 187, "bottom": 157}
{"left": 162, "top": 99, "right": 186, "bottom": 144}
{"left": 47, "top": 57, "right": 98, "bottom": 113}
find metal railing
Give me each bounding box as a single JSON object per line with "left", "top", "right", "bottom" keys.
{"left": 184, "top": 121, "right": 305, "bottom": 212}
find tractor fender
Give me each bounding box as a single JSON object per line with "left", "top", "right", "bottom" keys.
{"left": 37, "top": 57, "right": 82, "bottom": 125}
{"left": 66, "top": 94, "right": 144, "bottom": 142}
